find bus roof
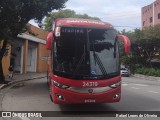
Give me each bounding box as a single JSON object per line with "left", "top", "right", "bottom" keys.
{"left": 54, "top": 18, "right": 113, "bottom": 28}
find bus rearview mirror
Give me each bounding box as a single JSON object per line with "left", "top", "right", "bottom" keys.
{"left": 117, "top": 35, "right": 131, "bottom": 54}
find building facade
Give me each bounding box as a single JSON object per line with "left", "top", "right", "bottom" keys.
{"left": 142, "top": 0, "right": 160, "bottom": 28}
{"left": 2, "top": 24, "right": 49, "bottom": 76}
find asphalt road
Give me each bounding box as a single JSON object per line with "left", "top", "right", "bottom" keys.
{"left": 0, "top": 76, "right": 160, "bottom": 120}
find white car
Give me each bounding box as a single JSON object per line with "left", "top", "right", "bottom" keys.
{"left": 120, "top": 68, "right": 129, "bottom": 77}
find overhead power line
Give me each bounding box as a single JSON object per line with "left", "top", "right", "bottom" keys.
{"left": 101, "top": 15, "right": 141, "bottom": 20}
{"left": 105, "top": 11, "right": 140, "bottom": 15}
{"left": 105, "top": 13, "right": 140, "bottom": 18}
{"left": 113, "top": 26, "right": 140, "bottom": 28}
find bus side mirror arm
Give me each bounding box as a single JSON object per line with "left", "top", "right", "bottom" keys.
{"left": 117, "top": 35, "right": 131, "bottom": 55}
{"left": 46, "top": 32, "right": 54, "bottom": 50}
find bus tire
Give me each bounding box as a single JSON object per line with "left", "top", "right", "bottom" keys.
{"left": 50, "top": 95, "right": 53, "bottom": 102}
{"left": 47, "top": 71, "right": 49, "bottom": 86}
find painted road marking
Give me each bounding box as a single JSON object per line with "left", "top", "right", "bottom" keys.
{"left": 131, "top": 87, "right": 140, "bottom": 90}
{"left": 122, "top": 82, "right": 127, "bottom": 83}
{"left": 122, "top": 84, "right": 128, "bottom": 86}
{"left": 148, "top": 91, "right": 159, "bottom": 94}
{"left": 133, "top": 84, "right": 148, "bottom": 87}
{"left": 19, "top": 117, "right": 31, "bottom": 120}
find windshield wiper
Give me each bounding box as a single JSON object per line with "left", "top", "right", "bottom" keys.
{"left": 92, "top": 43, "right": 107, "bottom": 76}
{"left": 73, "top": 29, "right": 90, "bottom": 76}
{"left": 113, "top": 37, "right": 118, "bottom": 58}
{"left": 73, "top": 45, "right": 86, "bottom": 76}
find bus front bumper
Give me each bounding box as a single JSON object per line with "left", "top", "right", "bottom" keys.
{"left": 51, "top": 86, "right": 121, "bottom": 104}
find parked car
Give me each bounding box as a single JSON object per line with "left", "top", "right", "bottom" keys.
{"left": 120, "top": 67, "right": 129, "bottom": 77}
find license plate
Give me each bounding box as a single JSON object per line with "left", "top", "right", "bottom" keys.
{"left": 85, "top": 99, "right": 96, "bottom": 103}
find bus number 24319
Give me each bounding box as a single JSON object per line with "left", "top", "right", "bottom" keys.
{"left": 83, "top": 82, "right": 98, "bottom": 87}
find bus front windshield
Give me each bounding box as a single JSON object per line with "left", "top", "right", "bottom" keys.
{"left": 53, "top": 27, "right": 120, "bottom": 80}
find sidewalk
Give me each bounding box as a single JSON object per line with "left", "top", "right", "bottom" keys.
{"left": 0, "top": 72, "right": 47, "bottom": 90}
{"left": 132, "top": 74, "right": 160, "bottom": 81}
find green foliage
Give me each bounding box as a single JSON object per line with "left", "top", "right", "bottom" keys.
{"left": 143, "top": 24, "right": 160, "bottom": 40}
{"left": 0, "top": 0, "right": 67, "bottom": 40}
{"left": 44, "top": 9, "right": 101, "bottom": 31}
{"left": 120, "top": 28, "right": 143, "bottom": 43}
{"left": 135, "top": 67, "right": 160, "bottom": 77}
{"left": 120, "top": 56, "right": 131, "bottom": 65}
{"left": 120, "top": 25, "right": 160, "bottom": 69}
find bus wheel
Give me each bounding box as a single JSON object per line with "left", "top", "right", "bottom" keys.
{"left": 49, "top": 87, "right": 53, "bottom": 102}
{"left": 50, "top": 95, "right": 53, "bottom": 102}
{"left": 47, "top": 71, "right": 48, "bottom": 79}
{"left": 47, "top": 71, "right": 49, "bottom": 86}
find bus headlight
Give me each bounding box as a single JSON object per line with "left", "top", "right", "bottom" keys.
{"left": 52, "top": 80, "right": 70, "bottom": 89}
{"left": 110, "top": 82, "right": 121, "bottom": 88}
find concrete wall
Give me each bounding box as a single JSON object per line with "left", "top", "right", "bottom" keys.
{"left": 26, "top": 24, "right": 48, "bottom": 40}
{"left": 29, "top": 24, "right": 49, "bottom": 73}
{"left": 142, "top": 0, "right": 160, "bottom": 28}
{"left": 2, "top": 24, "right": 49, "bottom": 76}
{"left": 154, "top": 0, "right": 160, "bottom": 25}
{"left": 142, "top": 4, "right": 153, "bottom": 28}
{"left": 37, "top": 43, "right": 48, "bottom": 72}
{"left": 2, "top": 44, "right": 11, "bottom": 76}
{"left": 22, "top": 39, "right": 28, "bottom": 74}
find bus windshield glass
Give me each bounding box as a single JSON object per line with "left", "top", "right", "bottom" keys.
{"left": 53, "top": 27, "right": 119, "bottom": 80}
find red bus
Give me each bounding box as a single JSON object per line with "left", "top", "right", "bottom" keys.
{"left": 46, "top": 18, "right": 130, "bottom": 104}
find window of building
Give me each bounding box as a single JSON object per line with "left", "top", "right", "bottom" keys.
{"left": 143, "top": 21, "right": 145, "bottom": 26}
{"left": 150, "top": 17, "right": 153, "bottom": 23}
{"left": 158, "top": 13, "right": 160, "bottom": 19}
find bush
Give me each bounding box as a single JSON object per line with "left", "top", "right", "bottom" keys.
{"left": 135, "top": 67, "right": 160, "bottom": 77}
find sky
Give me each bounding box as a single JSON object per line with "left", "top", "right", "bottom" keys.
{"left": 29, "top": 0, "right": 155, "bottom": 31}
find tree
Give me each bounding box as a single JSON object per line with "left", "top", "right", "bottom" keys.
{"left": 0, "top": 0, "right": 68, "bottom": 83}
{"left": 123, "top": 25, "right": 160, "bottom": 68}
{"left": 120, "top": 28, "right": 143, "bottom": 43}
{"left": 119, "top": 25, "right": 160, "bottom": 70}
{"left": 44, "top": 9, "right": 101, "bottom": 31}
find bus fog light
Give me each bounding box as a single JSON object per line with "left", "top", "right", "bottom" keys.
{"left": 113, "top": 94, "right": 120, "bottom": 99}
{"left": 56, "top": 94, "right": 65, "bottom": 100}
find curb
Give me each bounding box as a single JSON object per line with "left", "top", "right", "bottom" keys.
{"left": 0, "top": 76, "right": 47, "bottom": 90}
{"left": 132, "top": 74, "right": 160, "bottom": 81}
